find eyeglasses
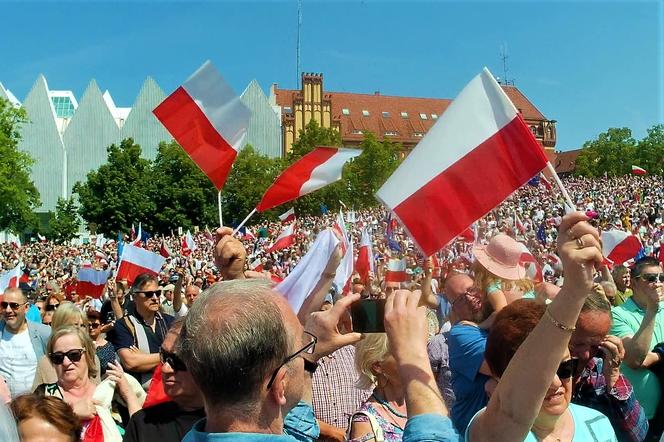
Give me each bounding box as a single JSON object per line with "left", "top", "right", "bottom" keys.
{"left": 159, "top": 348, "right": 188, "bottom": 372}
{"left": 1, "top": 301, "right": 27, "bottom": 310}
{"left": 88, "top": 322, "right": 100, "bottom": 329}
{"left": 49, "top": 348, "right": 85, "bottom": 365}
{"left": 637, "top": 273, "right": 664, "bottom": 284}
{"left": 45, "top": 303, "right": 60, "bottom": 311}
{"left": 556, "top": 358, "right": 578, "bottom": 379}
{"left": 134, "top": 290, "right": 161, "bottom": 299}
{"left": 266, "top": 331, "right": 317, "bottom": 390}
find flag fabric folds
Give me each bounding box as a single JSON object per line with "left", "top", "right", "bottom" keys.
{"left": 601, "top": 230, "right": 643, "bottom": 265}
{"left": 159, "top": 241, "right": 172, "bottom": 258}
{"left": 376, "top": 68, "right": 548, "bottom": 256}
{"left": 116, "top": 244, "right": 165, "bottom": 285}
{"left": 153, "top": 60, "right": 251, "bottom": 190}
{"left": 131, "top": 223, "right": 143, "bottom": 247}
{"left": 257, "top": 147, "right": 361, "bottom": 212}
{"left": 0, "top": 264, "right": 22, "bottom": 294}
{"left": 355, "top": 227, "right": 375, "bottom": 283}
{"left": 385, "top": 258, "right": 407, "bottom": 283}
{"left": 632, "top": 165, "right": 647, "bottom": 176}
{"left": 268, "top": 224, "right": 296, "bottom": 253}
{"left": 77, "top": 268, "right": 110, "bottom": 299}
{"left": 279, "top": 208, "right": 296, "bottom": 223}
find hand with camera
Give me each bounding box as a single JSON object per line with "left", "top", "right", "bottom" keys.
{"left": 305, "top": 293, "right": 362, "bottom": 362}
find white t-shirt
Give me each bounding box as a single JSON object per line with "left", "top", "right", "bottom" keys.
{"left": 0, "top": 327, "right": 38, "bottom": 398}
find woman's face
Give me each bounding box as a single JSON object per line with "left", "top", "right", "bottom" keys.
{"left": 539, "top": 351, "right": 574, "bottom": 417}
{"left": 87, "top": 318, "right": 101, "bottom": 339}
{"left": 52, "top": 334, "right": 88, "bottom": 384}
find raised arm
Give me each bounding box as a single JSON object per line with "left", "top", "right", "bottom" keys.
{"left": 469, "top": 212, "right": 603, "bottom": 442}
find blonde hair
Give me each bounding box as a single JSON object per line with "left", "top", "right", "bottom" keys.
{"left": 47, "top": 326, "right": 98, "bottom": 380}
{"left": 354, "top": 333, "right": 390, "bottom": 390}
{"left": 472, "top": 261, "right": 534, "bottom": 295}
{"left": 51, "top": 302, "right": 87, "bottom": 332}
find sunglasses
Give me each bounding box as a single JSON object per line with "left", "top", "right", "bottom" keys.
{"left": 1, "top": 301, "right": 27, "bottom": 310}
{"left": 88, "top": 322, "right": 100, "bottom": 329}
{"left": 159, "top": 348, "right": 187, "bottom": 372}
{"left": 45, "top": 303, "right": 60, "bottom": 311}
{"left": 134, "top": 290, "right": 161, "bottom": 299}
{"left": 556, "top": 358, "right": 578, "bottom": 379}
{"left": 49, "top": 348, "right": 85, "bottom": 365}
{"left": 638, "top": 273, "right": 664, "bottom": 283}
{"left": 266, "top": 331, "right": 317, "bottom": 389}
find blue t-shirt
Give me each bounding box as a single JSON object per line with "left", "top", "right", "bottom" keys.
{"left": 448, "top": 323, "right": 489, "bottom": 434}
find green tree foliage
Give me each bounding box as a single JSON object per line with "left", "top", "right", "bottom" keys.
{"left": 287, "top": 119, "right": 342, "bottom": 162}
{"left": 0, "top": 98, "right": 40, "bottom": 232}
{"left": 150, "top": 141, "right": 218, "bottom": 233}
{"left": 634, "top": 124, "right": 664, "bottom": 175}
{"left": 49, "top": 197, "right": 81, "bottom": 243}
{"left": 74, "top": 138, "right": 154, "bottom": 236}
{"left": 575, "top": 128, "right": 636, "bottom": 177}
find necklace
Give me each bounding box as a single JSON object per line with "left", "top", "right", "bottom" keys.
{"left": 372, "top": 392, "right": 407, "bottom": 419}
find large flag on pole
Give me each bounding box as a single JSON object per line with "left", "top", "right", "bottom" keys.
{"left": 268, "top": 223, "right": 296, "bottom": 253}
{"left": 257, "top": 147, "right": 361, "bottom": 212}
{"left": 116, "top": 244, "right": 165, "bottom": 285}
{"left": 376, "top": 68, "right": 548, "bottom": 256}
{"left": 153, "top": 60, "right": 251, "bottom": 190}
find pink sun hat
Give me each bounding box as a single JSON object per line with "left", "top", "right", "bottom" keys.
{"left": 472, "top": 234, "right": 527, "bottom": 281}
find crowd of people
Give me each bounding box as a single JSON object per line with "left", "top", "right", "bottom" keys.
{"left": 0, "top": 173, "right": 662, "bottom": 441}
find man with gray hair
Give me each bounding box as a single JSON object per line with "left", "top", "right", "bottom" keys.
{"left": 179, "top": 227, "right": 460, "bottom": 441}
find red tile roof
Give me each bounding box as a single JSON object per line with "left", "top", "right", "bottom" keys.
{"left": 553, "top": 149, "right": 582, "bottom": 174}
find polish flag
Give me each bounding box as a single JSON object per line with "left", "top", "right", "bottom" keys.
{"left": 458, "top": 227, "right": 475, "bottom": 244}
{"left": 518, "top": 243, "right": 542, "bottom": 283}
{"left": 153, "top": 60, "right": 251, "bottom": 190}
{"left": 355, "top": 227, "right": 374, "bottom": 282}
{"left": 242, "top": 228, "right": 257, "bottom": 241}
{"left": 334, "top": 239, "right": 354, "bottom": 295}
{"left": 601, "top": 230, "right": 643, "bottom": 265}
{"left": 11, "top": 236, "right": 21, "bottom": 249}
{"left": 181, "top": 231, "right": 197, "bottom": 256}
{"left": 332, "top": 210, "right": 349, "bottom": 255}
{"left": 77, "top": 268, "right": 109, "bottom": 299}
{"left": 540, "top": 174, "right": 553, "bottom": 191}
{"left": 279, "top": 208, "right": 296, "bottom": 223}
{"left": 116, "top": 244, "right": 166, "bottom": 285}
{"left": 431, "top": 254, "right": 442, "bottom": 278}
{"left": 37, "top": 233, "right": 47, "bottom": 243}
{"left": 376, "top": 68, "right": 548, "bottom": 256}
{"left": 632, "top": 165, "right": 647, "bottom": 176}
{"left": 159, "top": 241, "right": 172, "bottom": 259}
{"left": 385, "top": 258, "right": 407, "bottom": 283}
{"left": 0, "top": 265, "right": 22, "bottom": 294}
{"left": 257, "top": 147, "right": 361, "bottom": 211}
{"left": 514, "top": 213, "right": 526, "bottom": 235}
{"left": 131, "top": 223, "right": 142, "bottom": 247}
{"left": 268, "top": 224, "right": 296, "bottom": 253}
{"left": 131, "top": 224, "right": 136, "bottom": 239}
{"left": 249, "top": 258, "right": 264, "bottom": 272}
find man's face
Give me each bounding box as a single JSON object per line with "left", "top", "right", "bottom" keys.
{"left": 445, "top": 275, "right": 483, "bottom": 322}
{"left": 615, "top": 271, "right": 630, "bottom": 292}
{"left": 1, "top": 290, "right": 28, "bottom": 332}
{"left": 164, "top": 290, "right": 173, "bottom": 302}
{"left": 134, "top": 280, "right": 161, "bottom": 314}
{"left": 569, "top": 311, "right": 611, "bottom": 367}
{"left": 161, "top": 329, "right": 201, "bottom": 405}
{"left": 632, "top": 265, "right": 663, "bottom": 298}
{"left": 185, "top": 286, "right": 199, "bottom": 306}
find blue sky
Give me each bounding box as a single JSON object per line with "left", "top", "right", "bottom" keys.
{"left": 1, "top": 1, "right": 662, "bottom": 151}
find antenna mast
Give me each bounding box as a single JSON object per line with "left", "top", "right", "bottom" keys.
{"left": 296, "top": 0, "right": 302, "bottom": 88}
{"left": 499, "top": 44, "right": 513, "bottom": 85}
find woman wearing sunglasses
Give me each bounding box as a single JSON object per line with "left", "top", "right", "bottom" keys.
{"left": 34, "top": 326, "right": 142, "bottom": 438}
{"left": 465, "top": 213, "right": 617, "bottom": 441}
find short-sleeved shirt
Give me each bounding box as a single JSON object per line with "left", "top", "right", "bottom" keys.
{"left": 448, "top": 323, "right": 489, "bottom": 434}
{"left": 610, "top": 298, "right": 664, "bottom": 419}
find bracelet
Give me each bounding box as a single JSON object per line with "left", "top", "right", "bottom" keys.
{"left": 544, "top": 308, "right": 576, "bottom": 332}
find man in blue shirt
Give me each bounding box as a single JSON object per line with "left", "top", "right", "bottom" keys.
{"left": 179, "top": 227, "right": 460, "bottom": 442}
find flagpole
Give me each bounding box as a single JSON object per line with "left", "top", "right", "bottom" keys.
{"left": 545, "top": 162, "right": 576, "bottom": 211}
{"left": 232, "top": 208, "right": 258, "bottom": 235}
{"left": 218, "top": 191, "right": 224, "bottom": 227}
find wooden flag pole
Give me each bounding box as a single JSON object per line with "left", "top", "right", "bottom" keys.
{"left": 232, "top": 208, "right": 258, "bottom": 235}
{"left": 218, "top": 191, "right": 224, "bottom": 227}
{"left": 545, "top": 162, "right": 576, "bottom": 211}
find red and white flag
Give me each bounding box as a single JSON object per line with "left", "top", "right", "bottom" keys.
{"left": 249, "top": 258, "right": 264, "bottom": 272}
{"left": 37, "top": 233, "right": 47, "bottom": 243}
{"left": 159, "top": 241, "right": 172, "bottom": 258}
{"left": 131, "top": 224, "right": 136, "bottom": 239}
{"left": 116, "top": 244, "right": 165, "bottom": 285}
{"left": 153, "top": 60, "right": 251, "bottom": 190}
{"left": 131, "top": 223, "right": 142, "bottom": 247}
{"left": 268, "top": 224, "right": 296, "bottom": 253}
{"left": 257, "top": 147, "right": 361, "bottom": 212}
{"left": 376, "top": 68, "right": 548, "bottom": 256}
{"left": 0, "top": 264, "right": 22, "bottom": 294}
{"left": 77, "top": 268, "right": 109, "bottom": 299}
{"left": 355, "top": 227, "right": 374, "bottom": 282}
{"left": 601, "top": 230, "right": 643, "bottom": 265}
{"left": 540, "top": 174, "right": 553, "bottom": 191}
{"left": 518, "top": 243, "right": 542, "bottom": 283}
{"left": 632, "top": 165, "right": 647, "bottom": 176}
{"left": 242, "top": 228, "right": 257, "bottom": 241}
{"left": 332, "top": 210, "right": 349, "bottom": 255}
{"left": 181, "top": 231, "right": 197, "bottom": 256}
{"left": 385, "top": 258, "right": 407, "bottom": 283}
{"left": 279, "top": 208, "right": 296, "bottom": 224}
{"left": 514, "top": 213, "right": 526, "bottom": 235}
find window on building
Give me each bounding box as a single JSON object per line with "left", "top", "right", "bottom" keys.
{"left": 400, "top": 111, "right": 408, "bottom": 118}
{"left": 382, "top": 111, "right": 390, "bottom": 118}
{"left": 384, "top": 131, "right": 398, "bottom": 136}
{"left": 431, "top": 113, "right": 438, "bottom": 119}
{"left": 342, "top": 108, "right": 350, "bottom": 115}
{"left": 283, "top": 106, "right": 292, "bottom": 113}
{"left": 413, "top": 132, "right": 424, "bottom": 137}
{"left": 530, "top": 126, "right": 538, "bottom": 136}
{"left": 362, "top": 110, "right": 370, "bottom": 117}
{"left": 419, "top": 113, "right": 428, "bottom": 120}
{"left": 352, "top": 129, "right": 364, "bottom": 135}
{"left": 51, "top": 96, "right": 75, "bottom": 118}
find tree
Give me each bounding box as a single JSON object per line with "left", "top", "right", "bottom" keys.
{"left": 74, "top": 138, "right": 154, "bottom": 236}
{"left": 634, "top": 124, "right": 664, "bottom": 175}
{"left": 49, "top": 197, "right": 81, "bottom": 243}
{"left": 574, "top": 128, "right": 636, "bottom": 177}
{"left": 0, "top": 98, "right": 40, "bottom": 232}
{"left": 287, "top": 119, "right": 341, "bottom": 162}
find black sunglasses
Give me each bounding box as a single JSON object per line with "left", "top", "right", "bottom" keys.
{"left": 134, "top": 290, "right": 161, "bottom": 299}
{"left": 638, "top": 273, "right": 664, "bottom": 283}
{"left": 45, "top": 303, "right": 60, "bottom": 311}
{"left": 1, "top": 301, "right": 27, "bottom": 310}
{"left": 49, "top": 348, "right": 85, "bottom": 365}
{"left": 266, "top": 331, "right": 317, "bottom": 389}
{"left": 159, "top": 348, "right": 187, "bottom": 372}
{"left": 556, "top": 358, "right": 578, "bottom": 379}
{"left": 88, "top": 322, "right": 100, "bottom": 329}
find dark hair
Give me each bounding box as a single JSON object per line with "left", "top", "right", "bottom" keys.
{"left": 10, "top": 394, "right": 82, "bottom": 441}
{"left": 86, "top": 310, "right": 101, "bottom": 321}
{"left": 630, "top": 257, "right": 661, "bottom": 279}
{"left": 485, "top": 299, "right": 545, "bottom": 378}
{"left": 131, "top": 273, "right": 159, "bottom": 293}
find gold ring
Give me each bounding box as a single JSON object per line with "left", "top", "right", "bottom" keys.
{"left": 576, "top": 237, "right": 585, "bottom": 248}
